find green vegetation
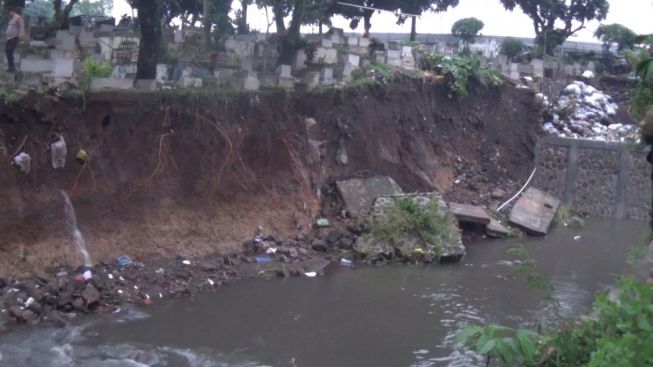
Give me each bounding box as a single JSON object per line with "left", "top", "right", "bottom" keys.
{"left": 81, "top": 58, "right": 112, "bottom": 93}
{"left": 458, "top": 241, "right": 653, "bottom": 366}
{"left": 554, "top": 206, "right": 585, "bottom": 229}
{"left": 626, "top": 45, "right": 653, "bottom": 120}
{"left": 451, "top": 17, "right": 485, "bottom": 49}
{"left": 0, "top": 86, "right": 22, "bottom": 105}
{"left": 420, "top": 52, "right": 503, "bottom": 97}
{"left": 367, "top": 196, "right": 458, "bottom": 261}
{"left": 594, "top": 24, "right": 638, "bottom": 51}
{"left": 500, "top": 37, "right": 524, "bottom": 62}
{"left": 349, "top": 63, "right": 395, "bottom": 87}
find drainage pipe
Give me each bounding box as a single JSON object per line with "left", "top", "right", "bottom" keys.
{"left": 496, "top": 167, "right": 537, "bottom": 213}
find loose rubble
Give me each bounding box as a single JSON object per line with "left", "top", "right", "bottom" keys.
{"left": 540, "top": 81, "right": 639, "bottom": 142}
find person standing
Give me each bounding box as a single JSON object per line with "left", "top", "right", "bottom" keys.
{"left": 5, "top": 7, "right": 25, "bottom": 73}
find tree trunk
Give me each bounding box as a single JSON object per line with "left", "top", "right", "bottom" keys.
{"left": 237, "top": 0, "right": 249, "bottom": 34}
{"left": 203, "top": 0, "right": 211, "bottom": 46}
{"left": 318, "top": 21, "right": 322, "bottom": 35}
{"left": 410, "top": 16, "right": 416, "bottom": 42}
{"left": 53, "top": 0, "right": 78, "bottom": 30}
{"left": 135, "top": 1, "right": 162, "bottom": 80}
{"left": 274, "top": 0, "right": 304, "bottom": 66}
{"left": 363, "top": 11, "right": 372, "bottom": 38}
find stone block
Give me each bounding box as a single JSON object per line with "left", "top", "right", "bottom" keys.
{"left": 320, "top": 67, "right": 334, "bottom": 84}
{"left": 314, "top": 47, "right": 338, "bottom": 64}
{"left": 359, "top": 37, "right": 370, "bottom": 47}
{"left": 387, "top": 42, "right": 401, "bottom": 50}
{"left": 78, "top": 30, "right": 97, "bottom": 48}
{"left": 135, "top": 79, "right": 157, "bottom": 92}
{"left": 90, "top": 77, "right": 134, "bottom": 91}
{"left": 386, "top": 49, "right": 401, "bottom": 60}
{"left": 304, "top": 71, "right": 320, "bottom": 88}
{"left": 336, "top": 176, "right": 404, "bottom": 217}
{"left": 509, "top": 187, "right": 560, "bottom": 236}
{"left": 345, "top": 54, "right": 360, "bottom": 67}
{"left": 156, "top": 64, "right": 168, "bottom": 83}
{"left": 448, "top": 203, "right": 491, "bottom": 225}
{"left": 401, "top": 46, "right": 413, "bottom": 58}
{"left": 321, "top": 38, "right": 333, "bottom": 48}
{"left": 52, "top": 58, "right": 74, "bottom": 78}
{"left": 243, "top": 75, "right": 260, "bottom": 91}
{"left": 225, "top": 38, "right": 255, "bottom": 57}
{"left": 276, "top": 64, "right": 292, "bottom": 78}
{"left": 55, "top": 30, "right": 76, "bottom": 51}
{"left": 20, "top": 58, "right": 52, "bottom": 73}
{"left": 260, "top": 74, "right": 278, "bottom": 88}
{"left": 347, "top": 36, "right": 359, "bottom": 46}
{"left": 174, "top": 30, "right": 183, "bottom": 43}
{"left": 278, "top": 76, "right": 295, "bottom": 89}
{"left": 178, "top": 76, "right": 202, "bottom": 88}
{"left": 294, "top": 49, "right": 307, "bottom": 70}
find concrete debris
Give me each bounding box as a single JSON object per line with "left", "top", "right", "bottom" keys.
{"left": 541, "top": 81, "right": 638, "bottom": 142}
{"left": 336, "top": 176, "right": 404, "bottom": 217}
{"left": 509, "top": 187, "right": 560, "bottom": 236}
{"left": 448, "top": 203, "right": 491, "bottom": 225}
{"left": 485, "top": 219, "right": 510, "bottom": 238}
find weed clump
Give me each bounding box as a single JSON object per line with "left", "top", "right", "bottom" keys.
{"left": 420, "top": 52, "right": 503, "bottom": 97}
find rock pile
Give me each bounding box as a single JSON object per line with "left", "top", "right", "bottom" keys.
{"left": 540, "top": 81, "right": 639, "bottom": 142}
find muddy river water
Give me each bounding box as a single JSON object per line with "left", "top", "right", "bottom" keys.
{"left": 0, "top": 219, "right": 649, "bottom": 367}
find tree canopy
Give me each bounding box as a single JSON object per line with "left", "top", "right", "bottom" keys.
{"left": 500, "top": 37, "right": 524, "bottom": 61}
{"left": 451, "top": 17, "right": 484, "bottom": 48}
{"left": 500, "top": 0, "right": 609, "bottom": 55}
{"left": 595, "top": 23, "right": 637, "bottom": 51}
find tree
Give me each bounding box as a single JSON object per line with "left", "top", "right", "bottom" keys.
{"left": 54, "top": 0, "right": 80, "bottom": 29}
{"left": 451, "top": 17, "right": 484, "bottom": 49}
{"left": 3, "top": 0, "right": 25, "bottom": 15}
{"left": 500, "top": 37, "right": 524, "bottom": 61}
{"left": 128, "top": 0, "right": 164, "bottom": 80}
{"left": 500, "top": 0, "right": 609, "bottom": 55}
{"left": 595, "top": 23, "right": 637, "bottom": 52}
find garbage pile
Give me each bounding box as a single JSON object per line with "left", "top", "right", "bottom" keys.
{"left": 540, "top": 81, "right": 639, "bottom": 142}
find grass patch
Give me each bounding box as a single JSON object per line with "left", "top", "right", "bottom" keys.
{"left": 554, "top": 205, "right": 585, "bottom": 229}
{"left": 420, "top": 52, "right": 503, "bottom": 98}
{"left": 366, "top": 196, "right": 458, "bottom": 261}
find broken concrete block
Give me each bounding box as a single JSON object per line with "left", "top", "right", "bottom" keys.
{"left": 276, "top": 64, "right": 292, "bottom": 78}
{"left": 347, "top": 36, "right": 359, "bottom": 46}
{"left": 90, "top": 77, "right": 134, "bottom": 91}
{"left": 304, "top": 71, "right": 320, "bottom": 88}
{"left": 178, "top": 76, "right": 202, "bottom": 88}
{"left": 314, "top": 47, "right": 338, "bottom": 64}
{"left": 20, "top": 58, "right": 52, "bottom": 73}
{"left": 278, "top": 76, "right": 295, "bottom": 89}
{"left": 485, "top": 219, "right": 510, "bottom": 238}
{"left": 320, "top": 67, "right": 334, "bottom": 84}
{"left": 345, "top": 54, "right": 360, "bottom": 67}
{"left": 52, "top": 58, "right": 74, "bottom": 78}
{"left": 243, "top": 75, "right": 260, "bottom": 91}
{"left": 509, "top": 187, "right": 560, "bottom": 236}
{"left": 336, "top": 176, "right": 404, "bottom": 217}
{"left": 448, "top": 203, "right": 491, "bottom": 225}
{"left": 359, "top": 37, "right": 370, "bottom": 47}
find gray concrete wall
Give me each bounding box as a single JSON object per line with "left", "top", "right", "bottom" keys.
{"left": 534, "top": 136, "right": 650, "bottom": 219}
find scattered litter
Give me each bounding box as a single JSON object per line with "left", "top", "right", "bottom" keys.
{"left": 76, "top": 149, "right": 89, "bottom": 162}
{"left": 574, "top": 235, "right": 582, "bottom": 241}
{"left": 112, "top": 307, "right": 121, "bottom": 313}
{"left": 315, "top": 218, "right": 330, "bottom": 227}
{"left": 255, "top": 256, "right": 272, "bottom": 263}
{"left": 340, "top": 258, "right": 353, "bottom": 266}
{"left": 82, "top": 270, "right": 92, "bottom": 280}
{"left": 24, "top": 297, "right": 35, "bottom": 307}
{"left": 207, "top": 279, "right": 215, "bottom": 286}
{"left": 145, "top": 293, "right": 150, "bottom": 299}
{"left": 304, "top": 272, "right": 317, "bottom": 278}
{"left": 12, "top": 152, "right": 31, "bottom": 174}
{"left": 265, "top": 247, "right": 278, "bottom": 254}
{"left": 143, "top": 298, "right": 153, "bottom": 305}
{"left": 543, "top": 81, "right": 638, "bottom": 142}
{"left": 155, "top": 268, "right": 165, "bottom": 274}
{"left": 50, "top": 136, "right": 67, "bottom": 169}
{"left": 582, "top": 70, "right": 595, "bottom": 79}
{"left": 116, "top": 255, "right": 133, "bottom": 267}
{"left": 158, "top": 293, "right": 163, "bottom": 298}
{"left": 117, "top": 289, "right": 123, "bottom": 294}
{"left": 181, "top": 260, "right": 191, "bottom": 265}
{"left": 133, "top": 285, "right": 139, "bottom": 290}
{"left": 107, "top": 274, "right": 114, "bottom": 280}
{"left": 119, "top": 276, "right": 125, "bottom": 281}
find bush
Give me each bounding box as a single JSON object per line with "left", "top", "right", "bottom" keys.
{"left": 501, "top": 37, "right": 524, "bottom": 61}
{"left": 81, "top": 58, "right": 112, "bottom": 92}
{"left": 420, "top": 52, "right": 503, "bottom": 97}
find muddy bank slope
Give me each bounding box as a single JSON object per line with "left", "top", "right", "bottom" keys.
{"left": 0, "top": 79, "right": 541, "bottom": 277}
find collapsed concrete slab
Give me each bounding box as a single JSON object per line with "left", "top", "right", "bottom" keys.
{"left": 354, "top": 193, "right": 465, "bottom": 263}
{"left": 509, "top": 187, "right": 560, "bottom": 236}
{"left": 448, "top": 203, "right": 491, "bottom": 225}
{"left": 485, "top": 218, "right": 510, "bottom": 238}
{"left": 336, "top": 176, "right": 403, "bottom": 217}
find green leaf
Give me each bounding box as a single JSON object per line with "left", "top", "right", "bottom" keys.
{"left": 479, "top": 339, "right": 497, "bottom": 354}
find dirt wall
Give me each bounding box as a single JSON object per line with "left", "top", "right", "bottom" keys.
{"left": 0, "top": 79, "right": 541, "bottom": 277}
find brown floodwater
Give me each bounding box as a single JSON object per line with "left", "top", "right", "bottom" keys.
{"left": 0, "top": 218, "right": 649, "bottom": 367}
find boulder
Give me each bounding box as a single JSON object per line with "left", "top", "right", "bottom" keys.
{"left": 81, "top": 284, "right": 101, "bottom": 306}
{"left": 509, "top": 188, "right": 560, "bottom": 236}
{"left": 485, "top": 219, "right": 510, "bottom": 238}
{"left": 336, "top": 176, "right": 404, "bottom": 217}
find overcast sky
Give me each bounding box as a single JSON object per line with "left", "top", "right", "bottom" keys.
{"left": 111, "top": 0, "right": 653, "bottom": 43}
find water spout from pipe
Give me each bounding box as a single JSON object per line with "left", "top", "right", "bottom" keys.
{"left": 60, "top": 190, "right": 93, "bottom": 267}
